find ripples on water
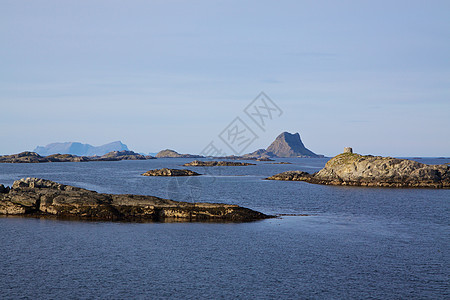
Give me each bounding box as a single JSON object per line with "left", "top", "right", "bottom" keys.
{"left": 0, "top": 158, "right": 449, "bottom": 299}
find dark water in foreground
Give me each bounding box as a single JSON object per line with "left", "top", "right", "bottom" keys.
{"left": 0, "top": 158, "right": 449, "bottom": 299}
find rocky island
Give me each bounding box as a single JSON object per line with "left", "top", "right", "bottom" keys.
{"left": 267, "top": 148, "right": 450, "bottom": 188}
{"left": 0, "top": 178, "right": 271, "bottom": 222}
{"left": 183, "top": 160, "right": 256, "bottom": 167}
{"left": 155, "top": 149, "right": 204, "bottom": 158}
{"left": 142, "top": 168, "right": 200, "bottom": 176}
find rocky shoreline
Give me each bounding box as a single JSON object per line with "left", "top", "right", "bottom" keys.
{"left": 0, "top": 150, "right": 154, "bottom": 163}
{"left": 0, "top": 178, "right": 271, "bottom": 222}
{"left": 267, "top": 152, "right": 450, "bottom": 188}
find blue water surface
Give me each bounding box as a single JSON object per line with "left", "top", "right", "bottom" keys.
{"left": 0, "top": 158, "right": 449, "bottom": 299}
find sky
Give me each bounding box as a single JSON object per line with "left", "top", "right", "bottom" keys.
{"left": 1, "top": 0, "right": 449, "bottom": 157}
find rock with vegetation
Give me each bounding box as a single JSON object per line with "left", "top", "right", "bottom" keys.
{"left": 267, "top": 151, "right": 450, "bottom": 188}
{"left": 142, "top": 168, "right": 200, "bottom": 176}
{"left": 0, "top": 178, "right": 271, "bottom": 222}
{"left": 155, "top": 149, "right": 203, "bottom": 158}
{"left": 183, "top": 160, "right": 256, "bottom": 167}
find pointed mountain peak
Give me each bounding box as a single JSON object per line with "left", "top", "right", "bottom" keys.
{"left": 266, "top": 132, "right": 319, "bottom": 157}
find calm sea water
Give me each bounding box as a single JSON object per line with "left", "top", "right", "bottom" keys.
{"left": 1, "top": 158, "right": 449, "bottom": 299}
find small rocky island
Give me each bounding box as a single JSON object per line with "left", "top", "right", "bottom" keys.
{"left": 0, "top": 178, "right": 270, "bottom": 222}
{"left": 183, "top": 160, "right": 256, "bottom": 167}
{"left": 142, "top": 168, "right": 200, "bottom": 176}
{"left": 267, "top": 148, "right": 450, "bottom": 188}
{"left": 155, "top": 149, "right": 204, "bottom": 158}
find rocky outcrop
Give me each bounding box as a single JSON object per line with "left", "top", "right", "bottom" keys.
{"left": 243, "top": 132, "right": 323, "bottom": 159}
{"left": 267, "top": 152, "right": 450, "bottom": 188}
{"left": 156, "top": 149, "right": 204, "bottom": 158}
{"left": 142, "top": 168, "right": 200, "bottom": 176}
{"left": 0, "top": 178, "right": 271, "bottom": 222}
{"left": 183, "top": 160, "right": 256, "bottom": 167}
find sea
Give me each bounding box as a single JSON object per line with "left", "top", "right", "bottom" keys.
{"left": 0, "top": 157, "right": 449, "bottom": 299}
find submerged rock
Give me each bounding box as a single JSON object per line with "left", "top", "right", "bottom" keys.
{"left": 267, "top": 152, "right": 450, "bottom": 188}
{"left": 0, "top": 178, "right": 271, "bottom": 222}
{"left": 142, "top": 168, "right": 200, "bottom": 176}
{"left": 183, "top": 160, "right": 256, "bottom": 167}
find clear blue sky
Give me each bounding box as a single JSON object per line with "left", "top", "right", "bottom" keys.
{"left": 1, "top": 0, "right": 449, "bottom": 156}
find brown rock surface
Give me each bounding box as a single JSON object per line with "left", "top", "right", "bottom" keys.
{"left": 0, "top": 178, "right": 270, "bottom": 221}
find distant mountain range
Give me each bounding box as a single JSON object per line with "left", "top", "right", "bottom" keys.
{"left": 34, "top": 141, "right": 129, "bottom": 156}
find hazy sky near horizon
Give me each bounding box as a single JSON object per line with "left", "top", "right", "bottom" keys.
{"left": 1, "top": 0, "right": 449, "bottom": 156}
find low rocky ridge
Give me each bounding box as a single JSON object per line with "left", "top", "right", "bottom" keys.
{"left": 0, "top": 178, "right": 270, "bottom": 222}
{"left": 267, "top": 152, "right": 450, "bottom": 188}
{"left": 183, "top": 160, "right": 256, "bottom": 167}
{"left": 0, "top": 150, "right": 154, "bottom": 163}
{"left": 142, "top": 168, "right": 200, "bottom": 176}
{"left": 156, "top": 149, "right": 204, "bottom": 158}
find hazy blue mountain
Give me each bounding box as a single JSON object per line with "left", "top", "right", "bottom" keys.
{"left": 34, "top": 141, "right": 129, "bottom": 156}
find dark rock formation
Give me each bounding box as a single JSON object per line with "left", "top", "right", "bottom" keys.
{"left": 267, "top": 152, "right": 450, "bottom": 188}
{"left": 269, "top": 162, "right": 292, "bottom": 164}
{"left": 0, "top": 178, "right": 271, "bottom": 222}
{"left": 156, "top": 149, "right": 204, "bottom": 158}
{"left": 142, "top": 168, "right": 200, "bottom": 176}
{"left": 183, "top": 160, "right": 256, "bottom": 167}
{"left": 34, "top": 141, "right": 129, "bottom": 156}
